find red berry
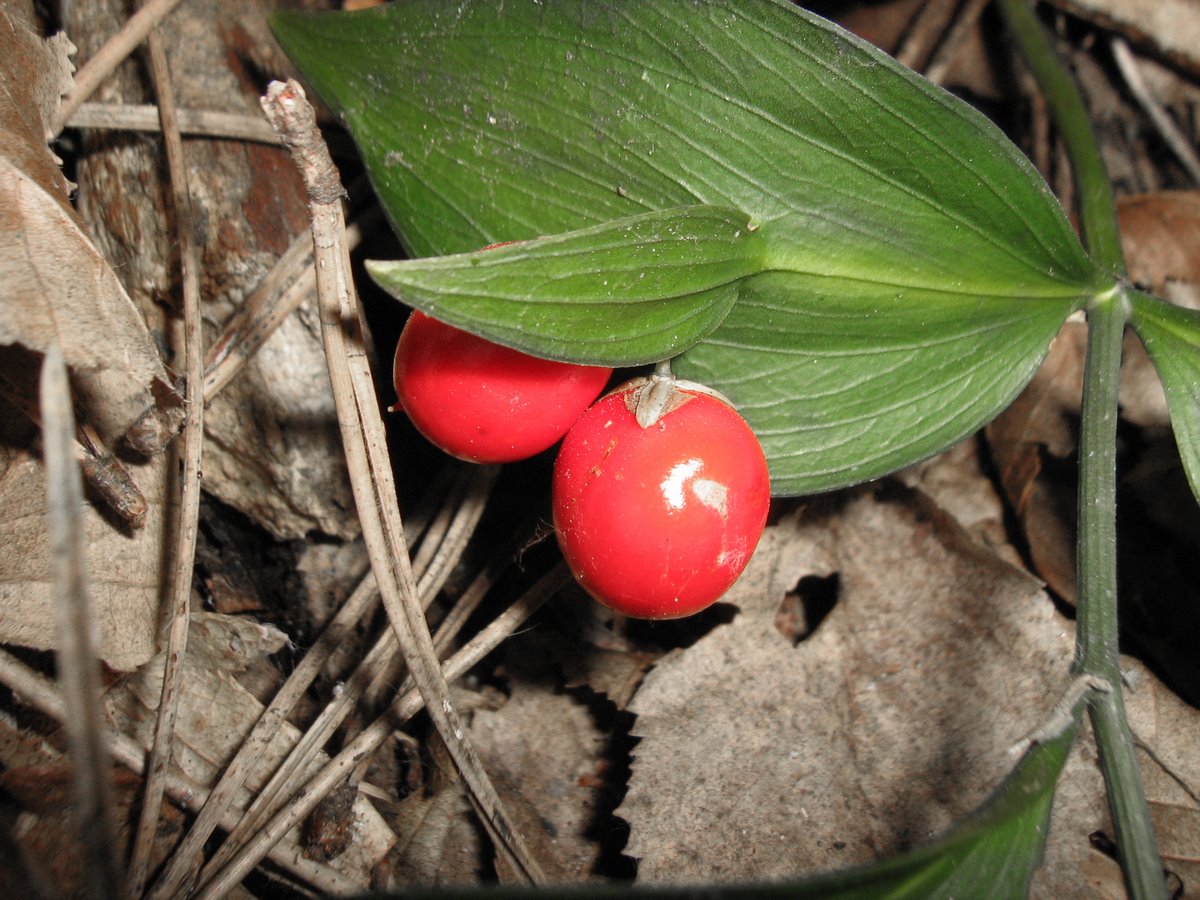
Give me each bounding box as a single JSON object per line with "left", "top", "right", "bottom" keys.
{"left": 392, "top": 312, "right": 612, "bottom": 463}
{"left": 553, "top": 378, "right": 771, "bottom": 619}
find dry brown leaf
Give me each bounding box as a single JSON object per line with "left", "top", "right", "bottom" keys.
{"left": 986, "top": 320, "right": 1172, "bottom": 604}
{"left": 0, "top": 6, "right": 176, "bottom": 446}
{"left": 1124, "top": 658, "right": 1200, "bottom": 891}
{"left": 0, "top": 385, "right": 165, "bottom": 670}
{"left": 619, "top": 486, "right": 1079, "bottom": 883}
{"left": 1119, "top": 191, "right": 1200, "bottom": 293}
{"left": 382, "top": 761, "right": 485, "bottom": 888}
{"left": 104, "top": 612, "right": 396, "bottom": 885}
{"left": 467, "top": 678, "right": 607, "bottom": 881}
{"left": 619, "top": 483, "right": 1198, "bottom": 891}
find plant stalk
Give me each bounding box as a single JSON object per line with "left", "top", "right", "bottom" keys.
{"left": 997, "top": 2, "right": 1164, "bottom": 897}
{"left": 996, "top": 0, "right": 1125, "bottom": 277}
{"left": 1077, "top": 291, "right": 1164, "bottom": 899}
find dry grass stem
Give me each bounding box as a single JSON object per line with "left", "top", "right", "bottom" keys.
{"left": 260, "top": 78, "right": 544, "bottom": 884}
{"left": 1111, "top": 37, "right": 1200, "bottom": 185}
{"left": 127, "top": 30, "right": 207, "bottom": 897}
{"left": 925, "top": 0, "right": 992, "bottom": 84}
{"left": 50, "top": 0, "right": 189, "bottom": 136}
{"left": 144, "top": 568, "right": 385, "bottom": 900}
{"left": 67, "top": 101, "right": 281, "bottom": 143}
{"left": 41, "top": 346, "right": 126, "bottom": 900}
{"left": 191, "top": 564, "right": 567, "bottom": 900}
{"left": 0, "top": 650, "right": 357, "bottom": 896}
{"left": 260, "top": 77, "right": 545, "bottom": 879}
{"left": 203, "top": 207, "right": 379, "bottom": 402}
{"left": 363, "top": 464, "right": 499, "bottom": 708}
{"left": 202, "top": 469, "right": 499, "bottom": 882}
{"left": 191, "top": 571, "right": 387, "bottom": 890}
{"left": 895, "top": 0, "right": 960, "bottom": 71}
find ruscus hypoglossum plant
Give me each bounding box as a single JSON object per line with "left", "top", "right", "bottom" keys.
{"left": 273, "top": 1, "right": 1199, "bottom": 895}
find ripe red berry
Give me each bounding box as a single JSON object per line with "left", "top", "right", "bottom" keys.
{"left": 392, "top": 311, "right": 612, "bottom": 463}
{"left": 553, "top": 377, "right": 771, "bottom": 619}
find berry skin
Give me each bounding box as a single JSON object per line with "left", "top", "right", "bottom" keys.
{"left": 553, "top": 378, "right": 771, "bottom": 619}
{"left": 392, "top": 311, "right": 612, "bottom": 464}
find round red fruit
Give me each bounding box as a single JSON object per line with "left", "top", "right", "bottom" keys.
{"left": 553, "top": 378, "right": 771, "bottom": 619}
{"left": 392, "top": 312, "right": 612, "bottom": 463}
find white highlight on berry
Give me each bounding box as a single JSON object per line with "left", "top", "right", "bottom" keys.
{"left": 661, "top": 458, "right": 703, "bottom": 509}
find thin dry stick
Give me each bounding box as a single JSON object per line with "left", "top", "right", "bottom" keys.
{"left": 68, "top": 102, "right": 281, "bottom": 144}
{"left": 203, "top": 207, "right": 379, "bottom": 402}
{"left": 364, "top": 465, "right": 498, "bottom": 708}
{"left": 127, "top": 30, "right": 207, "bottom": 897}
{"left": 895, "top": 0, "right": 961, "bottom": 71}
{"left": 1111, "top": 37, "right": 1200, "bottom": 185}
{"left": 407, "top": 467, "right": 476, "bottom": 579}
{"left": 260, "top": 78, "right": 544, "bottom": 884}
{"left": 198, "top": 469, "right": 497, "bottom": 886}
{"left": 144, "top": 571, "right": 385, "bottom": 900}
{"left": 924, "top": 0, "right": 992, "bottom": 84}
{"left": 192, "top": 564, "right": 568, "bottom": 900}
{"left": 0, "top": 650, "right": 359, "bottom": 897}
{"left": 41, "top": 346, "right": 127, "bottom": 900}
{"left": 50, "top": 0, "right": 189, "bottom": 137}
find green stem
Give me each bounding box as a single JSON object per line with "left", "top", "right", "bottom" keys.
{"left": 997, "top": 2, "right": 1164, "bottom": 897}
{"left": 997, "top": 0, "right": 1125, "bottom": 278}
{"left": 1078, "top": 291, "right": 1164, "bottom": 899}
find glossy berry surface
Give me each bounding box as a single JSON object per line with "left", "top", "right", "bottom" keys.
{"left": 553, "top": 379, "right": 771, "bottom": 619}
{"left": 392, "top": 312, "right": 612, "bottom": 463}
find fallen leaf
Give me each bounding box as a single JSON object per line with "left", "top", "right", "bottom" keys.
{"left": 0, "top": 379, "right": 165, "bottom": 670}
{"left": 0, "top": 6, "right": 177, "bottom": 446}
{"left": 1124, "top": 658, "right": 1200, "bottom": 890}
{"left": 467, "top": 678, "right": 607, "bottom": 881}
{"left": 619, "top": 486, "right": 1077, "bottom": 883}
{"left": 1119, "top": 192, "right": 1200, "bottom": 292}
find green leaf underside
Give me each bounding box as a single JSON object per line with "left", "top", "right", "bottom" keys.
{"left": 367, "top": 205, "right": 762, "bottom": 366}
{"left": 1129, "top": 292, "right": 1200, "bottom": 504}
{"left": 363, "top": 727, "right": 1076, "bottom": 899}
{"left": 678, "top": 274, "right": 1078, "bottom": 495}
{"left": 273, "top": 0, "right": 1110, "bottom": 493}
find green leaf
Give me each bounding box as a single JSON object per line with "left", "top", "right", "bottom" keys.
{"left": 1129, "top": 291, "right": 1200, "bottom": 504}
{"left": 360, "top": 727, "right": 1077, "bottom": 899}
{"left": 273, "top": 0, "right": 1111, "bottom": 493}
{"left": 677, "top": 275, "right": 1078, "bottom": 495}
{"left": 366, "top": 205, "right": 762, "bottom": 366}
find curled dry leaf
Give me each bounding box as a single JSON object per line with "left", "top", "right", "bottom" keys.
{"left": 0, "top": 6, "right": 178, "bottom": 447}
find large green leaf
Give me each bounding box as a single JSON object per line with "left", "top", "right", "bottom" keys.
{"left": 272, "top": 0, "right": 1111, "bottom": 493}
{"left": 367, "top": 205, "right": 763, "bottom": 366}
{"left": 1129, "top": 291, "right": 1200, "bottom": 503}
{"left": 363, "top": 726, "right": 1077, "bottom": 899}
{"left": 678, "top": 275, "right": 1077, "bottom": 494}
